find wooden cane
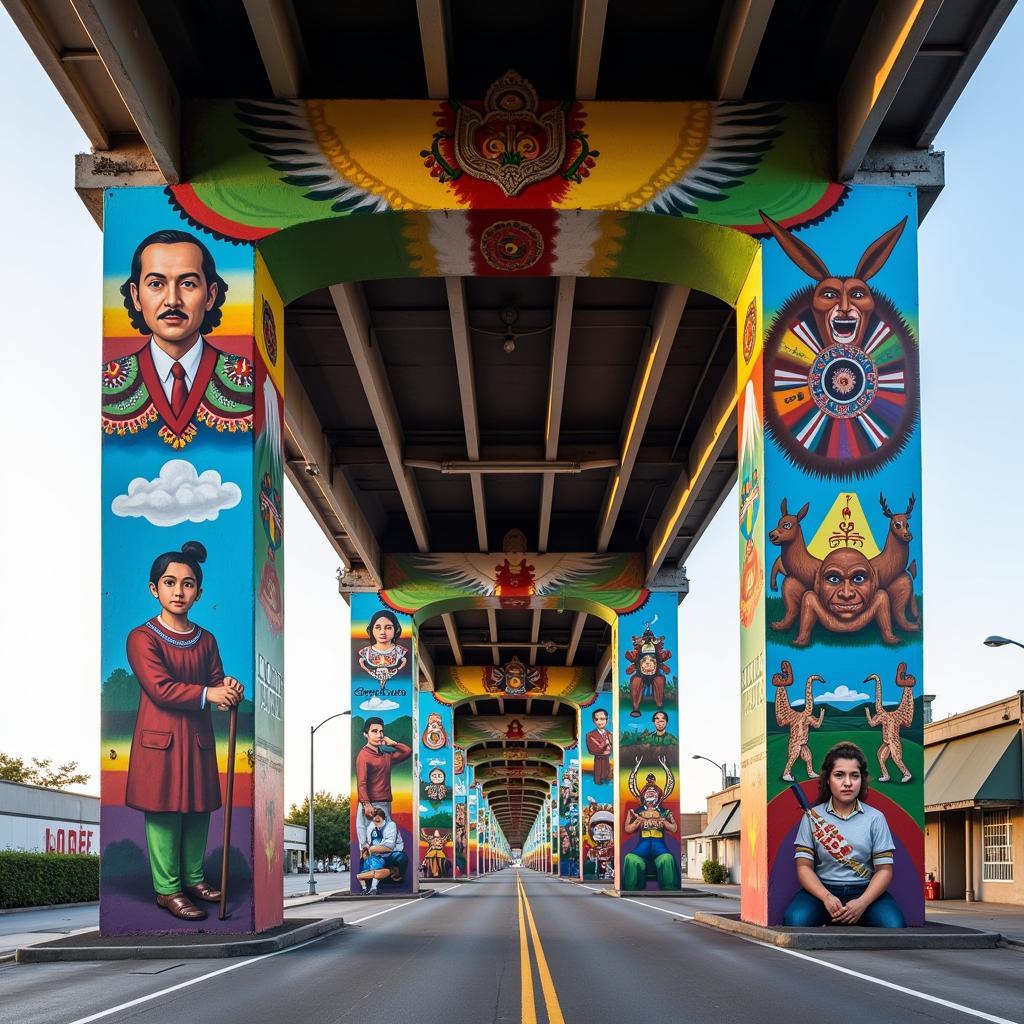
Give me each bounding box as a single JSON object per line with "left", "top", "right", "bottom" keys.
{"left": 219, "top": 703, "right": 238, "bottom": 920}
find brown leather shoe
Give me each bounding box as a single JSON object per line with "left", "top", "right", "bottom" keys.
{"left": 184, "top": 882, "right": 222, "bottom": 903}
{"left": 156, "top": 892, "right": 207, "bottom": 920}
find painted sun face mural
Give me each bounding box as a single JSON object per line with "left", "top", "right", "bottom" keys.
{"left": 759, "top": 213, "right": 918, "bottom": 480}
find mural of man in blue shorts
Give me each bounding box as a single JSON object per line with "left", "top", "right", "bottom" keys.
{"left": 356, "top": 808, "right": 409, "bottom": 895}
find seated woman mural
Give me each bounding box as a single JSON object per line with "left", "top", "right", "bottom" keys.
{"left": 784, "top": 742, "right": 905, "bottom": 928}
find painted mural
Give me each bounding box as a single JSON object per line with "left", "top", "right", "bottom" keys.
{"left": 179, "top": 85, "right": 844, "bottom": 254}
{"left": 551, "top": 785, "right": 559, "bottom": 874}
{"left": 581, "top": 692, "right": 614, "bottom": 880}
{"left": 380, "top": 550, "right": 646, "bottom": 618}
{"left": 557, "top": 751, "right": 580, "bottom": 878}
{"left": 350, "top": 597, "right": 414, "bottom": 895}
{"left": 100, "top": 189, "right": 284, "bottom": 936}
{"left": 456, "top": 715, "right": 576, "bottom": 748}
{"left": 418, "top": 693, "right": 454, "bottom": 879}
{"left": 743, "top": 186, "right": 924, "bottom": 928}
{"left": 454, "top": 760, "right": 468, "bottom": 877}
{"left": 434, "top": 663, "right": 594, "bottom": 704}
{"left": 618, "top": 592, "right": 681, "bottom": 891}
{"left": 468, "top": 784, "right": 479, "bottom": 876}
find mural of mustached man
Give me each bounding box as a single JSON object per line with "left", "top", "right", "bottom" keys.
{"left": 100, "top": 189, "right": 287, "bottom": 937}
{"left": 741, "top": 186, "right": 925, "bottom": 928}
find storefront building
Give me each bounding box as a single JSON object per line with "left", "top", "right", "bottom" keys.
{"left": 0, "top": 781, "right": 99, "bottom": 855}
{"left": 924, "top": 694, "right": 1023, "bottom": 904}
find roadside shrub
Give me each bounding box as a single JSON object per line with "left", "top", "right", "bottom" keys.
{"left": 701, "top": 859, "right": 729, "bottom": 884}
{"left": 0, "top": 852, "right": 99, "bottom": 909}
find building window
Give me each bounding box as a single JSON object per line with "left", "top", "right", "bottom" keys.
{"left": 982, "top": 809, "right": 1013, "bottom": 882}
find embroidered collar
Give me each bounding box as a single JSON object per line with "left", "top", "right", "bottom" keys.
{"left": 145, "top": 618, "right": 203, "bottom": 648}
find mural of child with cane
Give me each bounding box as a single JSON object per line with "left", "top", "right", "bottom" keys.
{"left": 125, "top": 541, "right": 243, "bottom": 922}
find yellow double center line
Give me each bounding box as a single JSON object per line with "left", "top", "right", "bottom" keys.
{"left": 515, "top": 871, "right": 565, "bottom": 1024}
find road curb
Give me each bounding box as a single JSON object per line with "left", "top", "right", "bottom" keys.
{"left": 15, "top": 917, "right": 344, "bottom": 963}
{"left": 693, "top": 912, "right": 1002, "bottom": 949}
{"left": 326, "top": 888, "right": 437, "bottom": 902}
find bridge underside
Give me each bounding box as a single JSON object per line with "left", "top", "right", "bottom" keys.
{"left": 21, "top": 0, "right": 1002, "bottom": 936}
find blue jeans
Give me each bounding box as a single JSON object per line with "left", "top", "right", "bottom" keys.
{"left": 784, "top": 881, "right": 906, "bottom": 928}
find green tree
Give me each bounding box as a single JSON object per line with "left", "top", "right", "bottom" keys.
{"left": 286, "top": 791, "right": 350, "bottom": 861}
{"left": 0, "top": 754, "right": 91, "bottom": 790}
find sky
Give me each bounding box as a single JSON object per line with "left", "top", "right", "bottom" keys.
{"left": 0, "top": 6, "right": 1022, "bottom": 820}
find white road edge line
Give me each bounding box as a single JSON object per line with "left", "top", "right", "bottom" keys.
{"left": 742, "top": 937, "right": 1021, "bottom": 1024}
{"left": 578, "top": 884, "right": 695, "bottom": 919}
{"left": 609, "top": 892, "right": 1018, "bottom": 1024}
{"left": 63, "top": 888, "right": 462, "bottom": 1024}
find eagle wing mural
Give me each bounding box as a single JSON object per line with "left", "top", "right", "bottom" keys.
{"left": 531, "top": 553, "right": 619, "bottom": 595}
{"left": 236, "top": 100, "right": 392, "bottom": 214}
{"left": 641, "top": 101, "right": 784, "bottom": 217}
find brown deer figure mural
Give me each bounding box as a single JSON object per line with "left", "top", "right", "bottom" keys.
{"left": 759, "top": 211, "right": 907, "bottom": 350}
{"left": 873, "top": 493, "right": 920, "bottom": 632}
{"left": 773, "top": 660, "right": 825, "bottom": 782}
{"left": 864, "top": 662, "right": 916, "bottom": 783}
{"left": 768, "top": 499, "right": 820, "bottom": 631}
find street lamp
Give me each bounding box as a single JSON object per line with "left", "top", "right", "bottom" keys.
{"left": 983, "top": 635, "right": 1024, "bottom": 650}
{"left": 308, "top": 710, "right": 351, "bottom": 895}
{"left": 692, "top": 753, "right": 729, "bottom": 792}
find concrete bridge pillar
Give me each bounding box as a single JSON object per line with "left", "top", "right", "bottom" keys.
{"left": 349, "top": 594, "right": 417, "bottom": 894}
{"left": 556, "top": 740, "right": 581, "bottom": 878}
{"left": 615, "top": 591, "right": 682, "bottom": 892}
{"left": 738, "top": 185, "right": 925, "bottom": 926}
{"left": 99, "top": 188, "right": 286, "bottom": 935}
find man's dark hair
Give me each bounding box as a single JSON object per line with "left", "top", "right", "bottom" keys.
{"left": 592, "top": 709, "right": 607, "bottom": 722}
{"left": 119, "top": 230, "right": 228, "bottom": 336}
{"left": 816, "top": 742, "right": 870, "bottom": 804}
{"left": 363, "top": 717, "right": 385, "bottom": 735}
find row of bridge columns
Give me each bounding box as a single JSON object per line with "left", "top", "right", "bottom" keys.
{"left": 96, "top": 179, "right": 926, "bottom": 934}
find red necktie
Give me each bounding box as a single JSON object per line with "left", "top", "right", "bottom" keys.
{"left": 170, "top": 361, "right": 188, "bottom": 417}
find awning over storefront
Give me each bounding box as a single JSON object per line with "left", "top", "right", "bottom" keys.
{"left": 925, "top": 724, "right": 1022, "bottom": 811}
{"left": 696, "top": 801, "right": 740, "bottom": 838}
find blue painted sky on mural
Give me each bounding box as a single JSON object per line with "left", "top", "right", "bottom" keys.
{"left": 0, "top": 5, "right": 1022, "bottom": 819}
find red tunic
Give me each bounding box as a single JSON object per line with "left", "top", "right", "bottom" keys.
{"left": 125, "top": 617, "right": 226, "bottom": 814}
{"left": 355, "top": 742, "right": 412, "bottom": 804}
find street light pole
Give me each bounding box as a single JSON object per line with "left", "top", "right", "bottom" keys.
{"left": 692, "top": 753, "right": 729, "bottom": 793}
{"left": 308, "top": 710, "right": 351, "bottom": 896}
{"left": 983, "top": 635, "right": 1024, "bottom": 650}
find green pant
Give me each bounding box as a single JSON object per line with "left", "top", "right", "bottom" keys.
{"left": 144, "top": 812, "right": 211, "bottom": 895}
{"left": 622, "top": 851, "right": 679, "bottom": 892}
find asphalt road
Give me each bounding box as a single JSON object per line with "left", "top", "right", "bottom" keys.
{"left": 1, "top": 870, "right": 1021, "bottom": 1024}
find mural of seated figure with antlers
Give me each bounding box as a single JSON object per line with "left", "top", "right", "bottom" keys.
{"left": 768, "top": 493, "right": 921, "bottom": 646}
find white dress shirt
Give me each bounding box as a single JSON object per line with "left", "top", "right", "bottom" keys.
{"left": 149, "top": 337, "right": 205, "bottom": 403}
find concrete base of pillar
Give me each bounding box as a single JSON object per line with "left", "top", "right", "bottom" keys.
{"left": 693, "top": 912, "right": 1000, "bottom": 949}
{"left": 17, "top": 918, "right": 343, "bottom": 963}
